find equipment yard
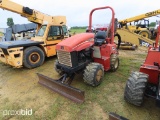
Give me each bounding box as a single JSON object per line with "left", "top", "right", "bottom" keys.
{"left": 0, "top": 47, "right": 159, "bottom": 120}
{"left": 0, "top": 0, "right": 160, "bottom": 119}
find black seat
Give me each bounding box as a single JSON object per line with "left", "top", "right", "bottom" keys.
{"left": 94, "top": 31, "right": 107, "bottom": 46}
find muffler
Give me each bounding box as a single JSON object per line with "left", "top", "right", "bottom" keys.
{"left": 37, "top": 73, "right": 85, "bottom": 103}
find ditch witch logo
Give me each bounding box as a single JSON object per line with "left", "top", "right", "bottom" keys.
{"left": 3, "top": 109, "right": 32, "bottom": 116}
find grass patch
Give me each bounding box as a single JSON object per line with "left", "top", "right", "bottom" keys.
{"left": 134, "top": 53, "right": 147, "bottom": 58}
{"left": 0, "top": 101, "right": 25, "bottom": 120}
{"left": 70, "top": 28, "right": 86, "bottom": 35}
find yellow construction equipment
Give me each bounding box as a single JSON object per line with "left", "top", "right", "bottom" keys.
{"left": 117, "top": 9, "right": 160, "bottom": 49}
{"left": 116, "top": 28, "right": 155, "bottom": 50}
{"left": 118, "top": 9, "right": 160, "bottom": 39}
{"left": 0, "top": 0, "right": 69, "bottom": 68}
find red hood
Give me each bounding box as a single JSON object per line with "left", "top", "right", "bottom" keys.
{"left": 56, "top": 33, "right": 94, "bottom": 52}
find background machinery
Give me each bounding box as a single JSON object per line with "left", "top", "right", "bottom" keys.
{"left": 117, "top": 9, "right": 160, "bottom": 50}
{"left": 118, "top": 9, "right": 160, "bottom": 38}
{"left": 37, "top": 6, "right": 120, "bottom": 103}
{"left": 0, "top": 0, "right": 69, "bottom": 68}
{"left": 124, "top": 23, "right": 160, "bottom": 107}
{"left": 0, "top": 23, "right": 37, "bottom": 41}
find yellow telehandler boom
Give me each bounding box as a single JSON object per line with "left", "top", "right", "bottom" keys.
{"left": 0, "top": 0, "right": 68, "bottom": 31}
{"left": 0, "top": 0, "right": 69, "bottom": 68}
{"left": 119, "top": 9, "right": 160, "bottom": 24}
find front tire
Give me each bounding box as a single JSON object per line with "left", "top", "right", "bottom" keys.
{"left": 124, "top": 71, "right": 148, "bottom": 106}
{"left": 23, "top": 46, "right": 45, "bottom": 68}
{"left": 110, "top": 54, "right": 119, "bottom": 72}
{"left": 83, "top": 63, "right": 104, "bottom": 87}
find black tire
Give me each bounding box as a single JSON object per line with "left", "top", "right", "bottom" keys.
{"left": 110, "top": 54, "right": 119, "bottom": 72}
{"left": 114, "top": 33, "right": 121, "bottom": 49}
{"left": 83, "top": 62, "right": 104, "bottom": 87}
{"left": 23, "top": 46, "right": 45, "bottom": 68}
{"left": 54, "top": 59, "right": 63, "bottom": 75}
{"left": 124, "top": 71, "right": 148, "bottom": 106}
{"left": 139, "top": 30, "right": 151, "bottom": 39}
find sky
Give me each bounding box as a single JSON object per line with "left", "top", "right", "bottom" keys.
{"left": 0, "top": 0, "right": 160, "bottom": 28}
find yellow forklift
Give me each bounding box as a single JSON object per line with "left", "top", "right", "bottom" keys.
{"left": 0, "top": 0, "right": 69, "bottom": 68}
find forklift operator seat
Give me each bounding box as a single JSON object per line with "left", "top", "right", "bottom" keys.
{"left": 94, "top": 31, "right": 107, "bottom": 46}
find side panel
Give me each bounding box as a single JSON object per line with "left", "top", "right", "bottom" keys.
{"left": 143, "top": 49, "right": 160, "bottom": 65}
{"left": 140, "top": 48, "right": 160, "bottom": 84}
{"left": 0, "top": 47, "right": 23, "bottom": 68}
{"left": 93, "top": 44, "right": 117, "bottom": 71}
{"left": 45, "top": 39, "right": 62, "bottom": 57}
{"left": 140, "top": 66, "right": 159, "bottom": 84}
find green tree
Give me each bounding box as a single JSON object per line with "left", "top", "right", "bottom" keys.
{"left": 7, "top": 18, "right": 14, "bottom": 27}
{"left": 7, "top": 18, "right": 15, "bottom": 40}
{"left": 149, "top": 22, "right": 156, "bottom": 27}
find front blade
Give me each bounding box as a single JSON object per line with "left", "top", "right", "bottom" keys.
{"left": 37, "top": 73, "right": 85, "bottom": 103}
{"left": 109, "top": 112, "right": 128, "bottom": 120}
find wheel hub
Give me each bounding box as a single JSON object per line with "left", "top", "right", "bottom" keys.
{"left": 140, "top": 32, "right": 148, "bottom": 38}
{"left": 29, "top": 52, "right": 40, "bottom": 63}
{"left": 96, "top": 69, "right": 103, "bottom": 82}
{"left": 114, "top": 59, "right": 119, "bottom": 69}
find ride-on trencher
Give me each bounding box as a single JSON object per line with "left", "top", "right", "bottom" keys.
{"left": 124, "top": 23, "right": 160, "bottom": 107}
{"left": 37, "top": 6, "right": 120, "bottom": 103}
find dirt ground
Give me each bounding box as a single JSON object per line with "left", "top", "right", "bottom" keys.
{"left": 0, "top": 47, "right": 160, "bottom": 120}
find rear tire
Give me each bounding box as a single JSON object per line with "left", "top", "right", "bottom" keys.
{"left": 83, "top": 62, "right": 104, "bottom": 87}
{"left": 139, "top": 30, "right": 151, "bottom": 39}
{"left": 54, "top": 60, "right": 63, "bottom": 75}
{"left": 124, "top": 71, "right": 148, "bottom": 106}
{"left": 110, "top": 54, "right": 119, "bottom": 72}
{"left": 23, "top": 46, "right": 45, "bottom": 68}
